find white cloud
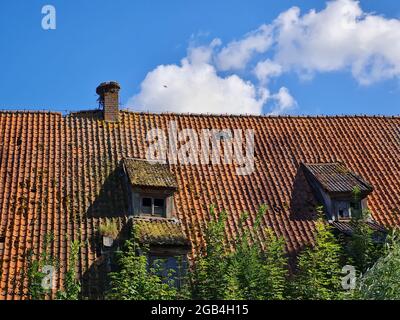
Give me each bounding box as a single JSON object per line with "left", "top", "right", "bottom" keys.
{"left": 253, "top": 59, "right": 283, "bottom": 84}
{"left": 215, "top": 24, "right": 273, "bottom": 71}
{"left": 187, "top": 38, "right": 221, "bottom": 65}
{"left": 268, "top": 87, "right": 297, "bottom": 115}
{"left": 127, "top": 54, "right": 268, "bottom": 115}
{"left": 273, "top": 0, "right": 400, "bottom": 84}
{"left": 127, "top": 0, "right": 400, "bottom": 116}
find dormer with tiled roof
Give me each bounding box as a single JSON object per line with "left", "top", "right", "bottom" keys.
{"left": 302, "top": 162, "right": 374, "bottom": 221}
{"left": 122, "top": 158, "right": 177, "bottom": 218}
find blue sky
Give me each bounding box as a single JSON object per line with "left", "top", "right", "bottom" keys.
{"left": 0, "top": 0, "right": 399, "bottom": 115}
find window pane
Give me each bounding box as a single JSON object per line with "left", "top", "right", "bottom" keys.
{"left": 154, "top": 198, "right": 165, "bottom": 207}
{"left": 339, "top": 209, "right": 350, "bottom": 218}
{"left": 337, "top": 201, "right": 350, "bottom": 219}
{"left": 142, "top": 197, "right": 152, "bottom": 214}
{"left": 149, "top": 255, "right": 187, "bottom": 288}
{"left": 142, "top": 198, "right": 152, "bottom": 207}
{"left": 154, "top": 198, "right": 165, "bottom": 216}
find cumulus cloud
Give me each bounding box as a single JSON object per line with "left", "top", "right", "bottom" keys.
{"left": 273, "top": 0, "right": 400, "bottom": 84}
{"left": 254, "top": 59, "right": 283, "bottom": 84}
{"left": 127, "top": 53, "right": 268, "bottom": 115}
{"left": 215, "top": 24, "right": 273, "bottom": 71}
{"left": 268, "top": 87, "right": 297, "bottom": 115}
{"left": 127, "top": 0, "right": 400, "bottom": 115}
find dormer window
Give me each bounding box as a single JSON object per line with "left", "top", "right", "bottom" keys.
{"left": 154, "top": 198, "right": 165, "bottom": 215}
{"left": 141, "top": 196, "right": 166, "bottom": 217}
{"left": 142, "top": 197, "right": 152, "bottom": 214}
{"left": 123, "top": 158, "right": 178, "bottom": 219}
{"left": 302, "top": 162, "right": 374, "bottom": 222}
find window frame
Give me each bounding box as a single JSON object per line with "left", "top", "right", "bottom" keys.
{"left": 140, "top": 195, "right": 166, "bottom": 217}
{"left": 336, "top": 201, "right": 351, "bottom": 220}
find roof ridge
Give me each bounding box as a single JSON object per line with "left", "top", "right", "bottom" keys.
{"left": 119, "top": 109, "right": 400, "bottom": 119}
{"left": 0, "top": 110, "right": 62, "bottom": 115}
{"left": 1, "top": 108, "right": 400, "bottom": 119}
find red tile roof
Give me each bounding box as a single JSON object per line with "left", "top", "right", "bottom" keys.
{"left": 0, "top": 110, "right": 400, "bottom": 299}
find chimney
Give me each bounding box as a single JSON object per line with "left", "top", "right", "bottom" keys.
{"left": 96, "top": 81, "right": 121, "bottom": 122}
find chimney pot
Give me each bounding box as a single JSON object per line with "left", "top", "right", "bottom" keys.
{"left": 96, "top": 81, "right": 121, "bottom": 122}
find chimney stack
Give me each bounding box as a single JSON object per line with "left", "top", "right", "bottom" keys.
{"left": 96, "top": 81, "right": 121, "bottom": 122}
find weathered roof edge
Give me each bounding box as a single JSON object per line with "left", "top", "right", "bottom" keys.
{"left": 2, "top": 108, "right": 400, "bottom": 119}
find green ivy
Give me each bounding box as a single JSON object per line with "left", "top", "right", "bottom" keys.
{"left": 56, "top": 240, "right": 81, "bottom": 300}
{"left": 106, "top": 224, "right": 180, "bottom": 300}
{"left": 290, "top": 209, "right": 343, "bottom": 300}
{"left": 191, "top": 205, "right": 288, "bottom": 300}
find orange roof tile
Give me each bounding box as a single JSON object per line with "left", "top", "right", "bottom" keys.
{"left": 0, "top": 110, "right": 400, "bottom": 299}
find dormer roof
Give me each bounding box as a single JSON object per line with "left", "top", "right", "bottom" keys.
{"left": 123, "top": 158, "right": 177, "bottom": 190}
{"left": 302, "top": 162, "right": 373, "bottom": 195}
{"left": 132, "top": 217, "right": 190, "bottom": 247}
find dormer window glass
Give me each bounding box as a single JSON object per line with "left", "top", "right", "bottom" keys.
{"left": 142, "top": 197, "right": 152, "bottom": 215}
{"left": 154, "top": 198, "right": 165, "bottom": 215}
{"left": 141, "top": 196, "right": 166, "bottom": 217}
{"left": 337, "top": 201, "right": 350, "bottom": 219}
{"left": 349, "top": 200, "right": 362, "bottom": 218}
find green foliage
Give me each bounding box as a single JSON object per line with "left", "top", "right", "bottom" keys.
{"left": 354, "top": 229, "right": 400, "bottom": 299}
{"left": 25, "top": 233, "right": 58, "bottom": 300}
{"left": 231, "top": 206, "right": 287, "bottom": 300}
{"left": 99, "top": 219, "right": 119, "bottom": 238}
{"left": 191, "top": 205, "right": 288, "bottom": 300}
{"left": 23, "top": 201, "right": 387, "bottom": 301}
{"left": 56, "top": 240, "right": 81, "bottom": 300}
{"left": 291, "top": 212, "right": 343, "bottom": 300}
{"left": 345, "top": 187, "right": 383, "bottom": 273}
{"left": 262, "top": 229, "right": 288, "bottom": 299}
{"left": 106, "top": 224, "right": 179, "bottom": 300}
{"left": 191, "top": 206, "right": 233, "bottom": 299}
{"left": 26, "top": 253, "right": 48, "bottom": 300}
{"left": 25, "top": 234, "right": 82, "bottom": 300}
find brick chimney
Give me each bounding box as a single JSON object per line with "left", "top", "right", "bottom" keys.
{"left": 96, "top": 81, "right": 121, "bottom": 122}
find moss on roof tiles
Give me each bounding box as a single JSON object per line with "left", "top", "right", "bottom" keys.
{"left": 133, "top": 217, "right": 190, "bottom": 247}
{"left": 123, "top": 158, "right": 177, "bottom": 189}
